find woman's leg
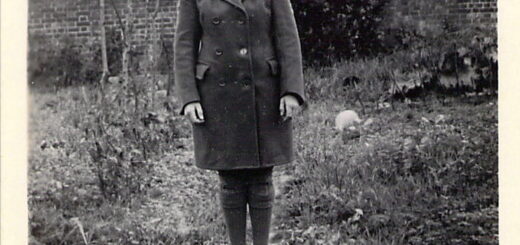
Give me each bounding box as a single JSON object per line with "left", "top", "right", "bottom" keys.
{"left": 218, "top": 172, "right": 247, "bottom": 245}
{"left": 249, "top": 203, "right": 273, "bottom": 245}
{"left": 248, "top": 168, "right": 275, "bottom": 245}
{"left": 222, "top": 205, "right": 247, "bottom": 245}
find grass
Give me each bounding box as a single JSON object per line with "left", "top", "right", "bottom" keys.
{"left": 273, "top": 96, "right": 497, "bottom": 244}
{"left": 29, "top": 55, "right": 497, "bottom": 244}
{"left": 29, "top": 88, "right": 228, "bottom": 244}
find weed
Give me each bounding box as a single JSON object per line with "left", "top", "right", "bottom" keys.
{"left": 29, "top": 47, "right": 497, "bottom": 244}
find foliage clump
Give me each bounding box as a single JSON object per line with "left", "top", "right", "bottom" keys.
{"left": 28, "top": 29, "right": 173, "bottom": 90}
{"left": 28, "top": 35, "right": 100, "bottom": 89}
{"left": 292, "top": 0, "right": 388, "bottom": 63}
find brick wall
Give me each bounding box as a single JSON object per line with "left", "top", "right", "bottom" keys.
{"left": 384, "top": 0, "right": 497, "bottom": 33}
{"left": 28, "top": 0, "right": 179, "bottom": 45}
{"left": 28, "top": 0, "right": 497, "bottom": 46}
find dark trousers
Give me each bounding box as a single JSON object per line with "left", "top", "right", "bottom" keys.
{"left": 218, "top": 167, "right": 275, "bottom": 245}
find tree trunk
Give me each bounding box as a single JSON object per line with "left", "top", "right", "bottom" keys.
{"left": 99, "top": 0, "right": 109, "bottom": 89}
{"left": 121, "top": 0, "right": 134, "bottom": 84}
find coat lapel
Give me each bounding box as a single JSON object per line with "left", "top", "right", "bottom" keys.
{"left": 220, "top": 0, "right": 246, "bottom": 14}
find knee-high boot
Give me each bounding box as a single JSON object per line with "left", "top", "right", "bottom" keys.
{"left": 249, "top": 206, "right": 273, "bottom": 245}
{"left": 222, "top": 206, "right": 247, "bottom": 245}
{"left": 219, "top": 172, "right": 248, "bottom": 245}
{"left": 248, "top": 177, "right": 275, "bottom": 245}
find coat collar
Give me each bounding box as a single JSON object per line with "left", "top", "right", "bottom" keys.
{"left": 221, "top": 0, "right": 246, "bottom": 14}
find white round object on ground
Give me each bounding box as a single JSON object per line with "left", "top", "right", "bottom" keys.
{"left": 335, "top": 110, "right": 362, "bottom": 131}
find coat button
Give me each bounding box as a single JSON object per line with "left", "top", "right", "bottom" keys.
{"left": 212, "top": 17, "right": 221, "bottom": 25}
{"left": 239, "top": 48, "right": 248, "bottom": 56}
{"left": 218, "top": 81, "right": 226, "bottom": 87}
{"left": 215, "top": 49, "right": 223, "bottom": 56}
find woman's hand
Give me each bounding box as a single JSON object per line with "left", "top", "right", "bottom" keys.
{"left": 279, "top": 94, "right": 300, "bottom": 121}
{"left": 184, "top": 102, "right": 205, "bottom": 124}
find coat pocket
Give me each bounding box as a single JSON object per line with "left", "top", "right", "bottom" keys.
{"left": 266, "top": 58, "right": 279, "bottom": 76}
{"left": 195, "top": 63, "right": 210, "bottom": 80}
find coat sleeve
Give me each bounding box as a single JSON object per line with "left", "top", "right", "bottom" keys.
{"left": 174, "top": 0, "right": 202, "bottom": 115}
{"left": 272, "top": 0, "right": 305, "bottom": 105}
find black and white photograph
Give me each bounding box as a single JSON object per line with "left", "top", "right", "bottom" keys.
{"left": 3, "top": 0, "right": 518, "bottom": 244}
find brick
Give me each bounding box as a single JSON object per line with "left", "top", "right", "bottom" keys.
{"left": 76, "top": 11, "right": 90, "bottom": 16}
{"left": 78, "top": 15, "right": 89, "bottom": 22}
{"left": 77, "top": 22, "right": 90, "bottom": 27}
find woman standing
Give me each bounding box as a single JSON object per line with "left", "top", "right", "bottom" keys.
{"left": 174, "top": 0, "right": 304, "bottom": 244}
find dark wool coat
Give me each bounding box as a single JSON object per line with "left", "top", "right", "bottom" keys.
{"left": 174, "top": 0, "right": 305, "bottom": 170}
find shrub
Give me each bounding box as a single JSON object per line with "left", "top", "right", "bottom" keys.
{"left": 292, "top": 0, "right": 388, "bottom": 64}
{"left": 81, "top": 74, "right": 183, "bottom": 202}
{"left": 301, "top": 23, "right": 498, "bottom": 111}
{"left": 426, "top": 25, "right": 498, "bottom": 92}
{"left": 28, "top": 34, "right": 95, "bottom": 89}
{"left": 27, "top": 29, "right": 174, "bottom": 89}
{"left": 28, "top": 34, "right": 111, "bottom": 89}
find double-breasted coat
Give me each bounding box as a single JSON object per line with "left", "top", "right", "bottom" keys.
{"left": 174, "top": 0, "right": 305, "bottom": 170}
